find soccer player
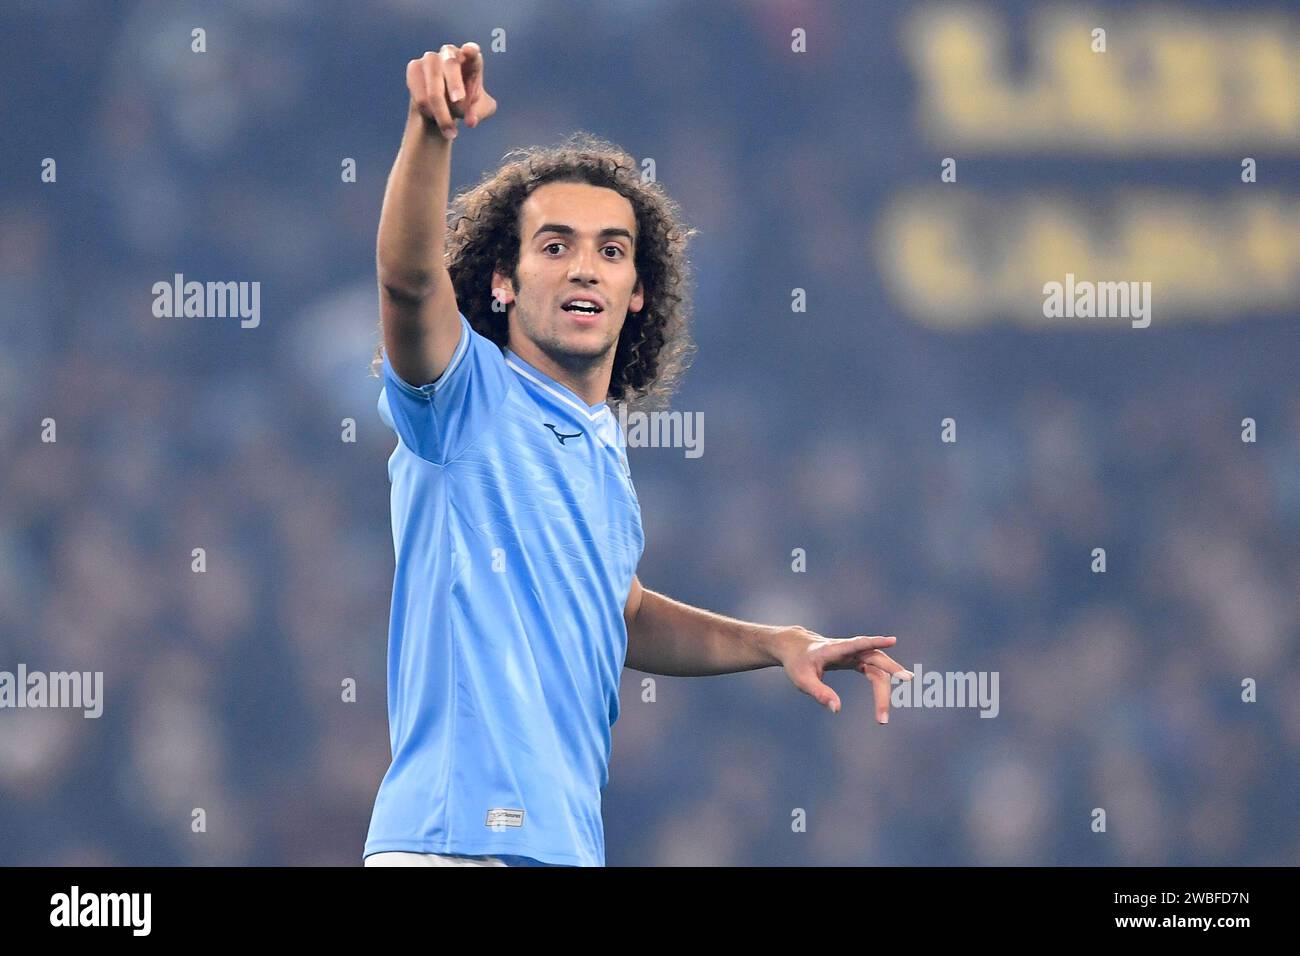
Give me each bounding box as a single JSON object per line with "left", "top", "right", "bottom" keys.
{"left": 363, "top": 43, "right": 911, "bottom": 868}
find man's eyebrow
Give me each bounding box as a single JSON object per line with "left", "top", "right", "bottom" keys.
{"left": 531, "top": 223, "right": 635, "bottom": 243}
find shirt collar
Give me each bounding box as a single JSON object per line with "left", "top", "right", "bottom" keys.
{"left": 503, "top": 347, "right": 611, "bottom": 422}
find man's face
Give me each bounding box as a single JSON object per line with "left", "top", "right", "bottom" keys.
{"left": 494, "top": 181, "right": 644, "bottom": 371}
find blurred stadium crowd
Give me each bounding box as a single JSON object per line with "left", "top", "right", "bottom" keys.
{"left": 1, "top": 0, "right": 1296, "bottom": 865}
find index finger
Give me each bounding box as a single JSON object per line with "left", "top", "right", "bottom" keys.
{"left": 460, "top": 41, "right": 483, "bottom": 81}
{"left": 459, "top": 41, "right": 488, "bottom": 124}
{"left": 843, "top": 635, "right": 897, "bottom": 652}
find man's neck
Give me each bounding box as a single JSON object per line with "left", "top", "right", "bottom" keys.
{"left": 506, "top": 335, "right": 612, "bottom": 408}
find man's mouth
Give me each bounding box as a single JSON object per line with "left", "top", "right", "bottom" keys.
{"left": 561, "top": 299, "right": 604, "bottom": 315}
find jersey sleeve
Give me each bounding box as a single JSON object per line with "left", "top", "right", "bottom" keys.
{"left": 377, "top": 311, "right": 513, "bottom": 464}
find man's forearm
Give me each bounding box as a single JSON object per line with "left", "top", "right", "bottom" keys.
{"left": 376, "top": 105, "right": 452, "bottom": 297}
{"left": 624, "top": 587, "right": 792, "bottom": 676}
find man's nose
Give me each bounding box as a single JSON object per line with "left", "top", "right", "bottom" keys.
{"left": 567, "top": 245, "right": 599, "bottom": 281}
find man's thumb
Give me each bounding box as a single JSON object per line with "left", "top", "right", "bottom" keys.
{"left": 804, "top": 677, "right": 840, "bottom": 713}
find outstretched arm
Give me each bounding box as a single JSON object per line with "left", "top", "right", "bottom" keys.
{"left": 622, "top": 576, "right": 913, "bottom": 723}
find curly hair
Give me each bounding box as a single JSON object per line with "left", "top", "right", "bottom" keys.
{"left": 370, "top": 131, "right": 697, "bottom": 410}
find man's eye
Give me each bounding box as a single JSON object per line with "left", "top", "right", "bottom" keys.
{"left": 543, "top": 242, "right": 622, "bottom": 258}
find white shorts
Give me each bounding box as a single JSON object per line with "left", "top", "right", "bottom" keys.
{"left": 365, "top": 852, "right": 509, "bottom": 867}
{"left": 364, "top": 851, "right": 551, "bottom": 867}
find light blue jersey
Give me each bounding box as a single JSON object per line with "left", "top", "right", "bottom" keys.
{"left": 364, "top": 311, "right": 644, "bottom": 867}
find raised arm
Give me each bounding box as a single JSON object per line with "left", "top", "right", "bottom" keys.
{"left": 377, "top": 42, "right": 497, "bottom": 387}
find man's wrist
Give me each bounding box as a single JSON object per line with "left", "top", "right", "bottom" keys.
{"left": 406, "top": 100, "right": 453, "bottom": 141}
{"left": 754, "top": 624, "right": 809, "bottom": 668}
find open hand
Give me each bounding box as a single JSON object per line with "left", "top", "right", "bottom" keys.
{"left": 774, "top": 628, "right": 912, "bottom": 723}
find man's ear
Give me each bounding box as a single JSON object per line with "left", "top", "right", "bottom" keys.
{"left": 490, "top": 268, "right": 515, "bottom": 311}
{"left": 630, "top": 278, "right": 645, "bottom": 315}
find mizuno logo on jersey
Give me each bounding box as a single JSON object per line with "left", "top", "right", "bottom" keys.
{"left": 543, "top": 423, "right": 583, "bottom": 445}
